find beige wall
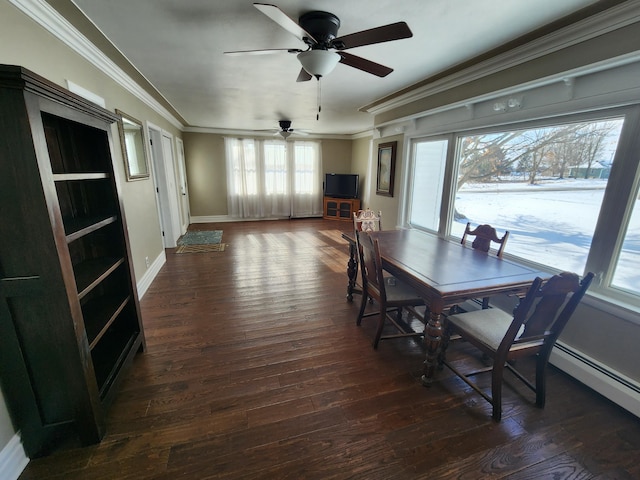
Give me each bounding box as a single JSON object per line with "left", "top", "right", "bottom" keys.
{"left": 321, "top": 139, "right": 353, "bottom": 175}
{"left": 183, "top": 134, "right": 356, "bottom": 217}
{"left": 0, "top": 3, "right": 179, "bottom": 282}
{"left": 183, "top": 133, "right": 227, "bottom": 216}
{"left": 350, "top": 134, "right": 408, "bottom": 228}
{"left": 365, "top": 135, "right": 405, "bottom": 229}
{"left": 350, "top": 136, "right": 372, "bottom": 207}
{"left": 0, "top": 1, "right": 182, "bottom": 452}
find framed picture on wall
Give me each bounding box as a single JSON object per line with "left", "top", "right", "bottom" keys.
{"left": 376, "top": 141, "right": 397, "bottom": 197}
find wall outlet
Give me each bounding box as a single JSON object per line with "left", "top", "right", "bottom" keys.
{"left": 145, "top": 256, "right": 150, "bottom": 268}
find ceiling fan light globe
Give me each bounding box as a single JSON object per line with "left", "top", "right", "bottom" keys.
{"left": 279, "top": 130, "right": 292, "bottom": 139}
{"left": 297, "top": 50, "right": 340, "bottom": 78}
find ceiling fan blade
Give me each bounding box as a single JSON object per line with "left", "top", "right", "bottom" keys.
{"left": 296, "top": 68, "right": 313, "bottom": 82}
{"left": 224, "top": 48, "right": 302, "bottom": 56}
{"left": 253, "top": 3, "right": 317, "bottom": 44}
{"left": 291, "top": 129, "right": 309, "bottom": 136}
{"left": 338, "top": 52, "right": 393, "bottom": 77}
{"left": 333, "top": 22, "right": 412, "bottom": 50}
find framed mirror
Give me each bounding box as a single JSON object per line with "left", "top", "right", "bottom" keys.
{"left": 115, "top": 109, "right": 150, "bottom": 180}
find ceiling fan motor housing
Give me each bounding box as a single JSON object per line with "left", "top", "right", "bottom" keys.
{"left": 279, "top": 120, "right": 292, "bottom": 131}
{"left": 299, "top": 11, "right": 340, "bottom": 48}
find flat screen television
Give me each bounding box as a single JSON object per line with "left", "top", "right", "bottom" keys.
{"left": 325, "top": 173, "right": 359, "bottom": 199}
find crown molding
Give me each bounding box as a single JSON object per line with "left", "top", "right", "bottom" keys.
{"left": 361, "top": 1, "right": 640, "bottom": 116}
{"left": 350, "top": 129, "right": 375, "bottom": 140}
{"left": 9, "top": 0, "right": 184, "bottom": 130}
{"left": 183, "top": 126, "right": 352, "bottom": 140}
{"left": 373, "top": 49, "right": 640, "bottom": 134}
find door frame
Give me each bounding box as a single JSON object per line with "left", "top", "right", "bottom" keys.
{"left": 175, "top": 137, "right": 190, "bottom": 232}
{"left": 146, "top": 122, "right": 182, "bottom": 248}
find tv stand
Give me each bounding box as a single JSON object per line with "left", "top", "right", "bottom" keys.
{"left": 323, "top": 197, "right": 361, "bottom": 221}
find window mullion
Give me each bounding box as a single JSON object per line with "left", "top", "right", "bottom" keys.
{"left": 441, "top": 134, "right": 460, "bottom": 238}
{"left": 586, "top": 105, "right": 640, "bottom": 288}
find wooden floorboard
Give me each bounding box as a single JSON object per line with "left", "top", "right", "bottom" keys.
{"left": 19, "top": 218, "right": 639, "bottom": 479}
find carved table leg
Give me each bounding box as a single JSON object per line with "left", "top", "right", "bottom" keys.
{"left": 346, "top": 242, "right": 358, "bottom": 302}
{"left": 421, "top": 306, "right": 443, "bottom": 386}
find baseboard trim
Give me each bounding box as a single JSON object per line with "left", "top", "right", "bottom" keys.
{"left": 0, "top": 433, "right": 29, "bottom": 480}
{"left": 191, "top": 215, "right": 281, "bottom": 223}
{"left": 550, "top": 342, "right": 640, "bottom": 418}
{"left": 136, "top": 250, "right": 166, "bottom": 299}
{"left": 191, "top": 215, "right": 235, "bottom": 223}
{"left": 190, "top": 215, "right": 323, "bottom": 223}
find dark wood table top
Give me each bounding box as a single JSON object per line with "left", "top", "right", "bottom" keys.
{"left": 350, "top": 229, "right": 550, "bottom": 309}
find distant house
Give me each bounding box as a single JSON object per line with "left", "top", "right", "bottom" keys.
{"left": 569, "top": 161, "right": 612, "bottom": 179}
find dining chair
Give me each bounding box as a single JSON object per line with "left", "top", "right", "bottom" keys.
{"left": 355, "top": 230, "right": 426, "bottom": 349}
{"left": 350, "top": 209, "right": 383, "bottom": 299}
{"left": 461, "top": 222, "right": 510, "bottom": 258}
{"left": 353, "top": 208, "right": 382, "bottom": 233}
{"left": 460, "top": 222, "right": 510, "bottom": 309}
{"left": 439, "top": 271, "right": 594, "bottom": 421}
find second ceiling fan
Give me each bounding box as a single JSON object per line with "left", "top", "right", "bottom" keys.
{"left": 224, "top": 3, "right": 413, "bottom": 82}
{"left": 272, "top": 120, "right": 308, "bottom": 138}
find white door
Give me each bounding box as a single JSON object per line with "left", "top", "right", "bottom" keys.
{"left": 147, "top": 124, "right": 182, "bottom": 248}
{"left": 161, "top": 132, "right": 181, "bottom": 241}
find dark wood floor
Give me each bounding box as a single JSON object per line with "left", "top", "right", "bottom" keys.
{"left": 20, "top": 219, "right": 639, "bottom": 479}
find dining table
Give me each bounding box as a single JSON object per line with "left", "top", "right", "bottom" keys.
{"left": 341, "top": 228, "right": 551, "bottom": 386}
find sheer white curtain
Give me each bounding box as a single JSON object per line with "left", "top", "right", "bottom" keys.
{"left": 225, "top": 137, "right": 262, "bottom": 218}
{"left": 290, "top": 140, "right": 323, "bottom": 218}
{"left": 225, "top": 137, "right": 322, "bottom": 219}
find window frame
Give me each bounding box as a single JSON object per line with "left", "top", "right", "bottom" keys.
{"left": 404, "top": 104, "right": 640, "bottom": 307}
{"left": 405, "top": 135, "right": 454, "bottom": 234}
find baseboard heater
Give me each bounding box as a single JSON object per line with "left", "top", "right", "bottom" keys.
{"left": 550, "top": 341, "right": 640, "bottom": 419}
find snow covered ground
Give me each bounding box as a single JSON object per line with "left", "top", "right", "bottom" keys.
{"left": 448, "top": 178, "right": 639, "bottom": 293}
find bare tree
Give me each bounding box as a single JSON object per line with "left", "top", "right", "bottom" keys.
{"left": 457, "top": 131, "right": 521, "bottom": 190}
{"left": 575, "top": 122, "right": 618, "bottom": 178}
{"left": 456, "top": 121, "right": 616, "bottom": 189}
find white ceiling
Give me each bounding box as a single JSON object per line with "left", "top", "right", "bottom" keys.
{"left": 70, "top": 0, "right": 601, "bottom": 135}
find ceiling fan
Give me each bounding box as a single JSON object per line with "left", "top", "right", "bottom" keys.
{"left": 257, "top": 120, "right": 309, "bottom": 138}
{"left": 224, "top": 3, "right": 413, "bottom": 82}
{"left": 274, "top": 120, "right": 308, "bottom": 138}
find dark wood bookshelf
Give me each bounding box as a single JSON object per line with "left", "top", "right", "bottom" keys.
{"left": 0, "top": 64, "right": 145, "bottom": 458}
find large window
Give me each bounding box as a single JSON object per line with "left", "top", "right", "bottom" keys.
{"left": 452, "top": 118, "right": 624, "bottom": 273}
{"left": 408, "top": 139, "right": 448, "bottom": 232}
{"left": 406, "top": 106, "right": 640, "bottom": 302}
{"left": 225, "top": 138, "right": 323, "bottom": 219}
